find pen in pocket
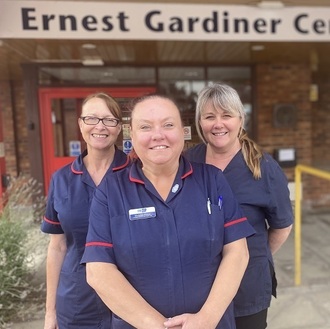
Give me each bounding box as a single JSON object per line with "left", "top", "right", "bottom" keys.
{"left": 207, "top": 198, "right": 211, "bottom": 214}
{"left": 218, "top": 196, "right": 223, "bottom": 210}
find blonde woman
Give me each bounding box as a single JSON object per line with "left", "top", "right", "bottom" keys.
{"left": 185, "top": 83, "right": 293, "bottom": 329}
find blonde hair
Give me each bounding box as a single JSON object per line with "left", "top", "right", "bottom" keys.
{"left": 196, "top": 83, "right": 263, "bottom": 179}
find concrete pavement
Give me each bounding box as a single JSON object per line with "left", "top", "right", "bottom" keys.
{"left": 7, "top": 209, "right": 330, "bottom": 329}
{"left": 268, "top": 208, "right": 330, "bottom": 329}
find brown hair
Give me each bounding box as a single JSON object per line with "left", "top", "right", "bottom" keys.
{"left": 127, "top": 93, "right": 183, "bottom": 161}
{"left": 128, "top": 93, "right": 183, "bottom": 123}
{"left": 82, "top": 92, "right": 122, "bottom": 121}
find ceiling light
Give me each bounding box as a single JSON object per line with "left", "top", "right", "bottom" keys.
{"left": 257, "top": 1, "right": 284, "bottom": 9}
{"left": 82, "top": 58, "right": 104, "bottom": 66}
{"left": 81, "top": 43, "right": 97, "bottom": 49}
{"left": 251, "top": 45, "right": 265, "bottom": 51}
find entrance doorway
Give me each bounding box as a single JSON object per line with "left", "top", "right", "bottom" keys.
{"left": 38, "top": 87, "right": 155, "bottom": 192}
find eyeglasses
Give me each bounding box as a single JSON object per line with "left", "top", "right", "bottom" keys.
{"left": 80, "top": 116, "right": 120, "bottom": 127}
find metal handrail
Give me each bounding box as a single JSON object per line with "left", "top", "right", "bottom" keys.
{"left": 294, "top": 164, "right": 330, "bottom": 286}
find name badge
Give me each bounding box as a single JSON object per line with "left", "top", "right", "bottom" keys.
{"left": 129, "top": 207, "right": 156, "bottom": 221}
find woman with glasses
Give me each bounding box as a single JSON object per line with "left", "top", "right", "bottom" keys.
{"left": 41, "top": 92, "right": 128, "bottom": 329}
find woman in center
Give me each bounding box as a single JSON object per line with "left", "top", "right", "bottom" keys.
{"left": 82, "top": 94, "right": 255, "bottom": 329}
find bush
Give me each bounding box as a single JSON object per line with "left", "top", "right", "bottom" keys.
{"left": 0, "top": 174, "right": 47, "bottom": 327}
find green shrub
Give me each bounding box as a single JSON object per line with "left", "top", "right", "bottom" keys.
{"left": 0, "top": 174, "right": 47, "bottom": 327}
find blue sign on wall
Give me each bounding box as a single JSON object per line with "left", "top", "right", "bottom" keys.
{"left": 123, "top": 140, "right": 132, "bottom": 154}
{"left": 69, "top": 140, "right": 81, "bottom": 157}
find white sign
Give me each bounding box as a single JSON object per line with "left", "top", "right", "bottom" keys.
{"left": 278, "top": 148, "right": 295, "bottom": 162}
{"left": 1, "top": 1, "right": 330, "bottom": 41}
{"left": 184, "top": 126, "right": 192, "bottom": 140}
{"left": 122, "top": 123, "right": 130, "bottom": 140}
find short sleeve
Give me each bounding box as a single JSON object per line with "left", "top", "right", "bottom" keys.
{"left": 41, "top": 176, "right": 64, "bottom": 234}
{"left": 264, "top": 155, "right": 293, "bottom": 228}
{"left": 81, "top": 179, "right": 115, "bottom": 264}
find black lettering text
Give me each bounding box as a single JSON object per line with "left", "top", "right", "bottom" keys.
{"left": 223, "top": 11, "right": 229, "bottom": 33}
{"left": 203, "top": 11, "right": 218, "bottom": 32}
{"left": 42, "top": 15, "right": 55, "bottom": 30}
{"left": 145, "top": 11, "right": 163, "bottom": 32}
{"left": 22, "top": 8, "right": 37, "bottom": 30}
{"left": 254, "top": 19, "right": 267, "bottom": 33}
{"left": 59, "top": 15, "right": 77, "bottom": 31}
{"left": 82, "top": 15, "right": 97, "bottom": 31}
{"left": 313, "top": 19, "right": 325, "bottom": 34}
{"left": 117, "top": 12, "right": 130, "bottom": 31}
{"left": 234, "top": 18, "right": 248, "bottom": 33}
{"left": 271, "top": 19, "right": 282, "bottom": 33}
{"left": 188, "top": 17, "right": 199, "bottom": 32}
{"left": 169, "top": 17, "right": 183, "bottom": 32}
{"left": 102, "top": 16, "right": 114, "bottom": 31}
{"left": 295, "top": 14, "right": 308, "bottom": 34}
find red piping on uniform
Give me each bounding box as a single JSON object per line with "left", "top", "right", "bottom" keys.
{"left": 71, "top": 162, "right": 83, "bottom": 175}
{"left": 85, "top": 241, "right": 113, "bottom": 248}
{"left": 129, "top": 175, "right": 145, "bottom": 184}
{"left": 181, "top": 162, "right": 193, "bottom": 179}
{"left": 224, "top": 217, "right": 248, "bottom": 227}
{"left": 113, "top": 157, "right": 130, "bottom": 171}
{"left": 43, "top": 216, "right": 61, "bottom": 225}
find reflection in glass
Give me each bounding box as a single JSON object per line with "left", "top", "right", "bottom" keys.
{"left": 51, "top": 98, "right": 81, "bottom": 157}
{"left": 40, "top": 67, "right": 156, "bottom": 85}
{"left": 44, "top": 65, "right": 252, "bottom": 150}
{"left": 51, "top": 97, "right": 134, "bottom": 156}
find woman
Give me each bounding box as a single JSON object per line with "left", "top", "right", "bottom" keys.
{"left": 82, "top": 94, "right": 255, "bottom": 329}
{"left": 185, "top": 83, "right": 293, "bottom": 329}
{"left": 41, "top": 92, "right": 128, "bottom": 329}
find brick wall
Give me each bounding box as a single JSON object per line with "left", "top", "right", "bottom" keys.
{"left": 312, "top": 79, "right": 330, "bottom": 167}
{"left": 255, "top": 63, "right": 311, "bottom": 178}
{"left": 0, "top": 81, "right": 17, "bottom": 177}
{"left": 13, "top": 82, "right": 30, "bottom": 174}
{"left": 0, "top": 80, "right": 30, "bottom": 178}
{"left": 256, "top": 63, "right": 330, "bottom": 210}
{"left": 305, "top": 77, "right": 330, "bottom": 209}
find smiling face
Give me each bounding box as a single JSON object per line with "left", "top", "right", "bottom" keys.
{"left": 199, "top": 101, "right": 242, "bottom": 153}
{"left": 79, "top": 96, "right": 121, "bottom": 152}
{"left": 130, "top": 96, "right": 184, "bottom": 170}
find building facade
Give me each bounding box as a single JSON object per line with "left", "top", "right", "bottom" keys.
{"left": 0, "top": 0, "right": 330, "bottom": 208}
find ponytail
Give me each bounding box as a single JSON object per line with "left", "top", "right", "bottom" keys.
{"left": 239, "top": 129, "right": 263, "bottom": 179}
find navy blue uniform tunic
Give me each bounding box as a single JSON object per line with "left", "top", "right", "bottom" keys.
{"left": 185, "top": 144, "right": 293, "bottom": 317}
{"left": 41, "top": 148, "right": 128, "bottom": 328}
{"left": 82, "top": 156, "right": 255, "bottom": 329}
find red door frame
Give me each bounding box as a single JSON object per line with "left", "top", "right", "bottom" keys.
{"left": 39, "top": 87, "right": 155, "bottom": 193}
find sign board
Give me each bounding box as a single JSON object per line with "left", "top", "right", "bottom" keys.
{"left": 122, "top": 123, "right": 130, "bottom": 140}
{"left": 184, "top": 126, "right": 192, "bottom": 140}
{"left": 69, "top": 140, "right": 81, "bottom": 157}
{"left": 2, "top": 1, "right": 330, "bottom": 42}
{"left": 123, "top": 139, "right": 132, "bottom": 154}
{"left": 274, "top": 148, "right": 296, "bottom": 167}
